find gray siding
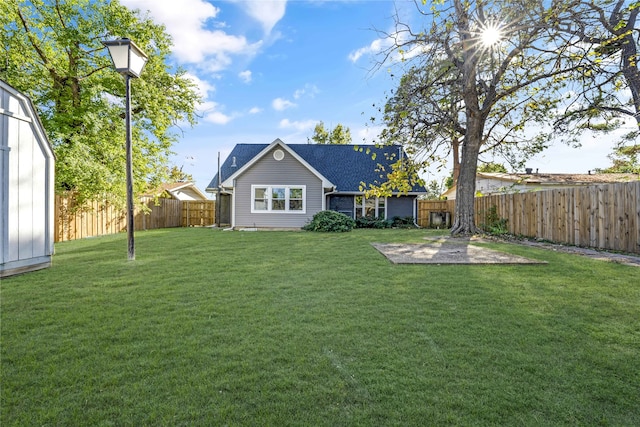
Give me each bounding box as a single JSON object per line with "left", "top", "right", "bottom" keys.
{"left": 387, "top": 196, "right": 416, "bottom": 219}
{"left": 234, "top": 147, "right": 324, "bottom": 227}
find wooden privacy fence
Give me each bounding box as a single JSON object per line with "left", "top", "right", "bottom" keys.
{"left": 182, "top": 201, "right": 215, "bottom": 227}
{"left": 54, "top": 194, "right": 215, "bottom": 242}
{"left": 417, "top": 181, "right": 640, "bottom": 254}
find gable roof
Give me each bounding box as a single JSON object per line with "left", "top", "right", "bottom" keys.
{"left": 207, "top": 140, "right": 426, "bottom": 193}
{"left": 146, "top": 182, "right": 208, "bottom": 200}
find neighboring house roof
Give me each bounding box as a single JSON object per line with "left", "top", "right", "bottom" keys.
{"left": 147, "top": 182, "right": 209, "bottom": 201}
{"left": 442, "top": 172, "right": 639, "bottom": 199}
{"left": 207, "top": 139, "right": 426, "bottom": 194}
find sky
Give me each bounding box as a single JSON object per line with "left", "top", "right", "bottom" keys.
{"left": 120, "top": 0, "right": 634, "bottom": 196}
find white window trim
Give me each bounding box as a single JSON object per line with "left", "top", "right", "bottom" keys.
{"left": 251, "top": 185, "right": 306, "bottom": 214}
{"left": 354, "top": 196, "right": 387, "bottom": 219}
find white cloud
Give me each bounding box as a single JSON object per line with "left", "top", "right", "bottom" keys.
{"left": 356, "top": 125, "right": 383, "bottom": 144}
{"left": 234, "top": 0, "right": 287, "bottom": 35}
{"left": 249, "top": 107, "right": 262, "bottom": 114}
{"left": 272, "top": 97, "right": 296, "bottom": 111}
{"left": 199, "top": 101, "right": 233, "bottom": 125}
{"left": 185, "top": 72, "right": 215, "bottom": 98}
{"left": 238, "top": 70, "right": 252, "bottom": 83}
{"left": 293, "top": 84, "right": 319, "bottom": 99}
{"left": 279, "top": 119, "right": 317, "bottom": 132}
{"left": 348, "top": 30, "right": 416, "bottom": 64}
{"left": 121, "top": 0, "right": 262, "bottom": 70}
{"left": 349, "top": 38, "right": 385, "bottom": 63}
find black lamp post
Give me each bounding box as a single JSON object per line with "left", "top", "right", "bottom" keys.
{"left": 103, "top": 38, "right": 148, "bottom": 261}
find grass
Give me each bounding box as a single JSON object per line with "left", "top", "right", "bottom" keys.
{"left": 1, "top": 228, "right": 639, "bottom": 426}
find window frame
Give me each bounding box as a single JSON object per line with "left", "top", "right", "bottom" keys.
{"left": 251, "top": 185, "right": 306, "bottom": 214}
{"left": 354, "top": 196, "right": 387, "bottom": 219}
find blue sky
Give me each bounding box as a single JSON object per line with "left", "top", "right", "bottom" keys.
{"left": 121, "top": 0, "right": 631, "bottom": 195}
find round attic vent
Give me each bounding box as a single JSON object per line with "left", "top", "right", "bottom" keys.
{"left": 273, "top": 149, "right": 285, "bottom": 161}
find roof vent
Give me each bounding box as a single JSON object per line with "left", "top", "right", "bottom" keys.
{"left": 231, "top": 156, "right": 237, "bottom": 168}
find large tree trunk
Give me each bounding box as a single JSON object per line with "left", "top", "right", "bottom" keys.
{"left": 451, "top": 117, "right": 483, "bottom": 235}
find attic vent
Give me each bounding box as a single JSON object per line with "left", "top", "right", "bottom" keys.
{"left": 231, "top": 156, "right": 237, "bottom": 167}
{"left": 273, "top": 149, "right": 285, "bottom": 161}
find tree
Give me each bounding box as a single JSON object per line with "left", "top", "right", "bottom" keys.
{"left": 166, "top": 165, "right": 194, "bottom": 183}
{"left": 0, "top": 0, "right": 200, "bottom": 207}
{"left": 596, "top": 144, "right": 640, "bottom": 173}
{"left": 555, "top": 0, "right": 639, "bottom": 135}
{"left": 477, "top": 162, "right": 507, "bottom": 173}
{"left": 424, "top": 180, "right": 444, "bottom": 199}
{"left": 309, "top": 121, "right": 352, "bottom": 144}
{"left": 374, "top": 0, "right": 594, "bottom": 234}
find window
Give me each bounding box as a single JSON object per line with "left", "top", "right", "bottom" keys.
{"left": 355, "top": 196, "right": 386, "bottom": 219}
{"left": 254, "top": 187, "right": 268, "bottom": 211}
{"left": 289, "top": 188, "right": 303, "bottom": 211}
{"left": 251, "top": 185, "right": 306, "bottom": 213}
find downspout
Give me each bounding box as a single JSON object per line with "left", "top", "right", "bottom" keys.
{"left": 323, "top": 186, "right": 337, "bottom": 210}
{"left": 231, "top": 179, "right": 236, "bottom": 229}
{"left": 216, "top": 152, "right": 221, "bottom": 228}
{"left": 413, "top": 197, "right": 421, "bottom": 228}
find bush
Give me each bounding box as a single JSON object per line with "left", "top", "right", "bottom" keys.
{"left": 482, "top": 205, "right": 509, "bottom": 235}
{"left": 391, "top": 216, "right": 416, "bottom": 228}
{"left": 303, "top": 210, "right": 355, "bottom": 232}
{"left": 355, "top": 216, "right": 393, "bottom": 229}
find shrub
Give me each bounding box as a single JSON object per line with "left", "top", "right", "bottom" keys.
{"left": 355, "top": 216, "right": 393, "bottom": 229}
{"left": 391, "top": 216, "right": 417, "bottom": 228}
{"left": 482, "top": 205, "right": 509, "bottom": 235}
{"left": 303, "top": 210, "right": 355, "bottom": 232}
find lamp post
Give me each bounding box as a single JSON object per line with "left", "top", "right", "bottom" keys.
{"left": 103, "top": 38, "right": 148, "bottom": 261}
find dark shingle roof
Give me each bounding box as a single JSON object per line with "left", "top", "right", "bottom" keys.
{"left": 207, "top": 142, "right": 425, "bottom": 193}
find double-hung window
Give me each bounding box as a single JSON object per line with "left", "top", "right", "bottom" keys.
{"left": 252, "top": 185, "right": 306, "bottom": 213}
{"left": 354, "top": 196, "right": 386, "bottom": 219}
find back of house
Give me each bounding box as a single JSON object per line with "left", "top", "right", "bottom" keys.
{"left": 206, "top": 139, "right": 426, "bottom": 229}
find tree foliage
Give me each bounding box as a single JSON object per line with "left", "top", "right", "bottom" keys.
{"left": 0, "top": 0, "right": 200, "bottom": 207}
{"left": 371, "top": 0, "right": 610, "bottom": 234}
{"left": 596, "top": 143, "right": 640, "bottom": 173}
{"left": 477, "top": 162, "right": 508, "bottom": 173}
{"left": 554, "top": 0, "right": 640, "bottom": 137}
{"left": 308, "top": 121, "right": 352, "bottom": 144}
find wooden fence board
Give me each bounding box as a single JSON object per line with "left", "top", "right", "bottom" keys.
{"left": 54, "top": 183, "right": 639, "bottom": 253}
{"left": 416, "top": 181, "right": 639, "bottom": 253}
{"left": 55, "top": 195, "right": 215, "bottom": 242}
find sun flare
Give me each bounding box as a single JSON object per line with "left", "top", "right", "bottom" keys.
{"left": 480, "top": 24, "right": 503, "bottom": 47}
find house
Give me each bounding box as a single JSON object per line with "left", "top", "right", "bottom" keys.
{"left": 1, "top": 80, "right": 55, "bottom": 277}
{"left": 150, "top": 182, "right": 209, "bottom": 201}
{"left": 442, "top": 171, "right": 639, "bottom": 200}
{"left": 206, "top": 139, "right": 426, "bottom": 229}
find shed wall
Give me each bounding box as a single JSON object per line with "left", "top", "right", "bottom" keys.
{"left": 0, "top": 82, "right": 55, "bottom": 277}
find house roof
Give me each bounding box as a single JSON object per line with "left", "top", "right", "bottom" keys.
{"left": 146, "top": 182, "right": 208, "bottom": 200}
{"left": 207, "top": 140, "right": 426, "bottom": 193}
{"left": 477, "top": 172, "right": 639, "bottom": 184}
{"left": 441, "top": 171, "right": 639, "bottom": 199}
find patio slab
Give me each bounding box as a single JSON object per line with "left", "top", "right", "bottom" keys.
{"left": 372, "top": 236, "right": 547, "bottom": 265}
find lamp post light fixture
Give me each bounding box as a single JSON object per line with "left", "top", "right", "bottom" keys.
{"left": 103, "top": 38, "right": 148, "bottom": 261}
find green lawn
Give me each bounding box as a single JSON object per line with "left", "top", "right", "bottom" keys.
{"left": 1, "top": 228, "right": 639, "bottom": 426}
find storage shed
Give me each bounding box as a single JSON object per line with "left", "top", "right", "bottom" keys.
{"left": 1, "top": 80, "right": 55, "bottom": 277}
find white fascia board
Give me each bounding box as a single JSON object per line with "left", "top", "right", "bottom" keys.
{"left": 0, "top": 80, "right": 55, "bottom": 161}
{"left": 221, "top": 139, "right": 334, "bottom": 188}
